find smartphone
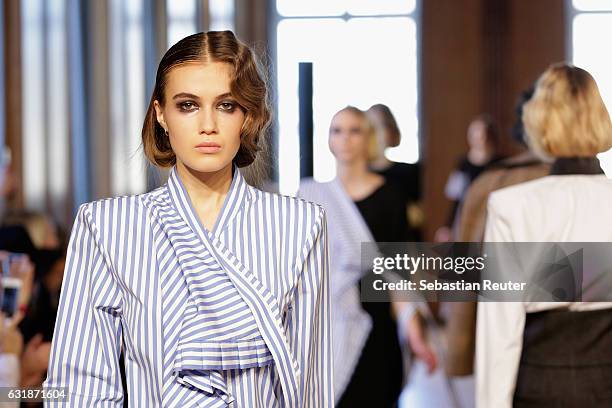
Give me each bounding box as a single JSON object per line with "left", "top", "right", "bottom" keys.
{"left": 1, "top": 276, "right": 21, "bottom": 318}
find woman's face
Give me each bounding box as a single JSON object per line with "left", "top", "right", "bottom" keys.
{"left": 467, "top": 119, "right": 488, "bottom": 150}
{"left": 154, "top": 61, "right": 245, "bottom": 174}
{"left": 328, "top": 110, "right": 370, "bottom": 164}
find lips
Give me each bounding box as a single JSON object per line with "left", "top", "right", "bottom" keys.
{"left": 196, "top": 141, "right": 220, "bottom": 148}
{"left": 195, "top": 141, "right": 221, "bottom": 153}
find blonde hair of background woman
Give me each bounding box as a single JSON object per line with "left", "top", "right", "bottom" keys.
{"left": 523, "top": 62, "right": 612, "bottom": 159}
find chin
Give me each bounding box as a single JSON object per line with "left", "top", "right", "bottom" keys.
{"left": 336, "top": 153, "right": 358, "bottom": 164}
{"left": 179, "top": 155, "right": 234, "bottom": 175}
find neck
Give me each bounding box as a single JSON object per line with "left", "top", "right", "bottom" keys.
{"left": 176, "top": 161, "right": 232, "bottom": 218}
{"left": 337, "top": 159, "right": 371, "bottom": 185}
{"left": 369, "top": 155, "right": 392, "bottom": 171}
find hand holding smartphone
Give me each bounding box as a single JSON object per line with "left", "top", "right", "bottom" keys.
{"left": 0, "top": 251, "right": 32, "bottom": 324}
{"left": 1, "top": 276, "right": 22, "bottom": 319}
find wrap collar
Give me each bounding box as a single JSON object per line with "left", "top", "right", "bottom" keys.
{"left": 148, "top": 165, "right": 301, "bottom": 406}
{"left": 167, "top": 164, "right": 251, "bottom": 240}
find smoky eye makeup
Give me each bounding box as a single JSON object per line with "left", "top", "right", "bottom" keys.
{"left": 171, "top": 93, "right": 244, "bottom": 114}
{"left": 217, "top": 99, "right": 241, "bottom": 112}
{"left": 176, "top": 100, "right": 199, "bottom": 113}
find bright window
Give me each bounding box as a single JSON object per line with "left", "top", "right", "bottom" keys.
{"left": 209, "top": 0, "right": 235, "bottom": 31}
{"left": 570, "top": 1, "right": 612, "bottom": 176}
{"left": 22, "top": 0, "right": 69, "bottom": 211}
{"left": 167, "top": 0, "right": 235, "bottom": 47}
{"left": 167, "top": 0, "right": 197, "bottom": 47}
{"left": 276, "top": 2, "right": 420, "bottom": 195}
{"left": 573, "top": 0, "right": 612, "bottom": 11}
{"left": 110, "top": 0, "right": 147, "bottom": 195}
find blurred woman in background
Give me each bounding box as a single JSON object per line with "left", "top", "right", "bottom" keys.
{"left": 436, "top": 114, "right": 502, "bottom": 242}
{"left": 300, "top": 106, "right": 436, "bottom": 407}
{"left": 477, "top": 63, "right": 612, "bottom": 408}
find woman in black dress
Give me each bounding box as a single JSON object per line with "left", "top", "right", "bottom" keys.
{"left": 331, "top": 106, "right": 404, "bottom": 407}
{"left": 300, "top": 106, "right": 436, "bottom": 407}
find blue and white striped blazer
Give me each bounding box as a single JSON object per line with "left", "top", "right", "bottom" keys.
{"left": 43, "top": 166, "right": 334, "bottom": 407}
{"left": 298, "top": 179, "right": 373, "bottom": 401}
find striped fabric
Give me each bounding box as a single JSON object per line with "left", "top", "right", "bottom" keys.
{"left": 297, "top": 178, "right": 373, "bottom": 402}
{"left": 43, "top": 166, "right": 334, "bottom": 407}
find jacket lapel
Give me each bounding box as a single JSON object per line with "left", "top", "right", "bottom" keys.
{"left": 164, "top": 166, "right": 301, "bottom": 406}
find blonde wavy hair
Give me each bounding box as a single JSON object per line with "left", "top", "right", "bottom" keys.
{"left": 523, "top": 63, "right": 612, "bottom": 158}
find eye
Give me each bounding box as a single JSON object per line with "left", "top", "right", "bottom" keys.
{"left": 218, "top": 101, "right": 236, "bottom": 112}
{"left": 177, "top": 101, "right": 198, "bottom": 112}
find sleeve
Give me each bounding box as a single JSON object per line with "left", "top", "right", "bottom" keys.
{"left": 482, "top": 193, "right": 513, "bottom": 242}
{"left": 456, "top": 173, "right": 495, "bottom": 242}
{"left": 476, "top": 195, "right": 525, "bottom": 408}
{"left": 286, "top": 207, "right": 334, "bottom": 407}
{"left": 43, "top": 203, "right": 124, "bottom": 407}
{"left": 476, "top": 301, "right": 525, "bottom": 408}
{"left": 386, "top": 189, "right": 419, "bottom": 323}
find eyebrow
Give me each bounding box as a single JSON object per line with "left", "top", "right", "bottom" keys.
{"left": 172, "top": 92, "right": 233, "bottom": 100}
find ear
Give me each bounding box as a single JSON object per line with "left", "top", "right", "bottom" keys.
{"left": 153, "top": 100, "right": 167, "bottom": 132}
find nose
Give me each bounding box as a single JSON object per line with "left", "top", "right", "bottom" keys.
{"left": 199, "top": 106, "right": 218, "bottom": 135}
{"left": 336, "top": 131, "right": 351, "bottom": 142}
